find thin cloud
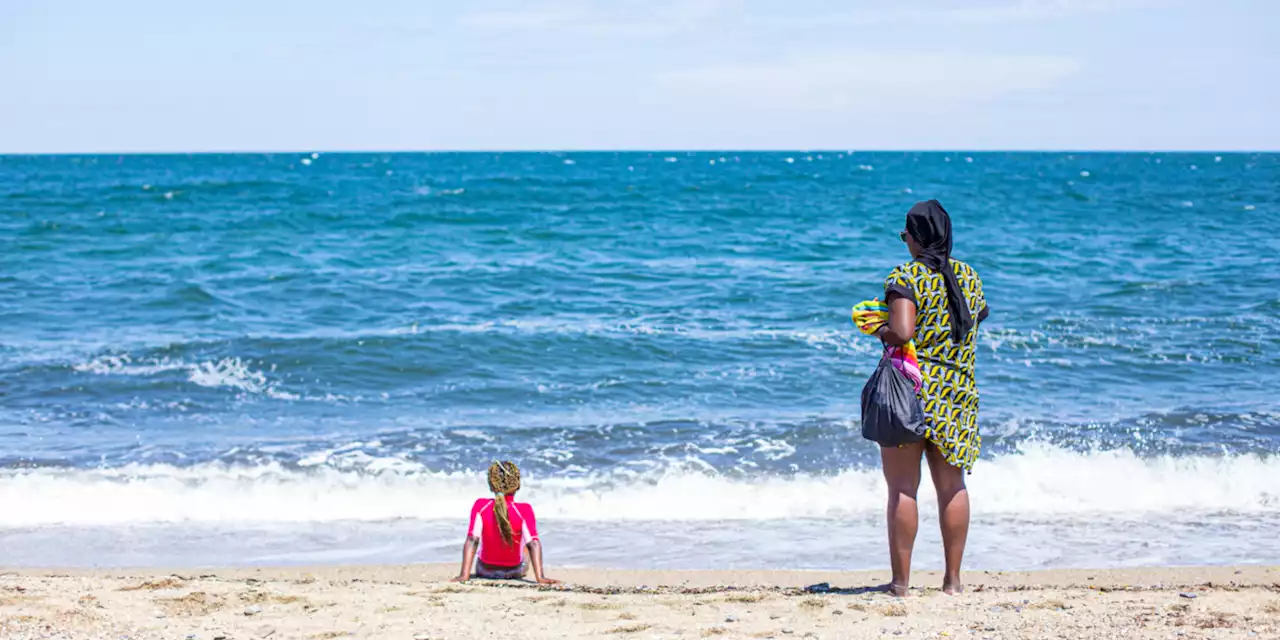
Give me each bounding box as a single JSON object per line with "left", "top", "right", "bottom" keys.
{"left": 458, "top": 5, "right": 591, "bottom": 30}
{"left": 660, "top": 51, "right": 1083, "bottom": 113}
{"left": 458, "top": 0, "right": 1164, "bottom": 35}
{"left": 822, "top": 0, "right": 1164, "bottom": 27}
{"left": 458, "top": 0, "right": 736, "bottom": 36}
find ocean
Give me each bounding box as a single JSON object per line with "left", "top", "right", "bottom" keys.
{"left": 1, "top": 151, "right": 1277, "bottom": 570}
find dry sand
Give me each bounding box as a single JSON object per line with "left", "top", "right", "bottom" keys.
{"left": 1, "top": 565, "right": 1277, "bottom": 639}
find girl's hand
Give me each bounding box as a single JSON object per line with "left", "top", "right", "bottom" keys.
{"left": 535, "top": 576, "right": 561, "bottom": 585}
{"left": 449, "top": 575, "right": 468, "bottom": 583}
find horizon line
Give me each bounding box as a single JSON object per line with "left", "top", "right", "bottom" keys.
{"left": 1, "top": 148, "right": 1275, "bottom": 157}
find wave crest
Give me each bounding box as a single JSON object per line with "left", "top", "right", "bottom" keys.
{"left": 74, "top": 354, "right": 296, "bottom": 399}
{"left": 0, "top": 444, "right": 1275, "bottom": 527}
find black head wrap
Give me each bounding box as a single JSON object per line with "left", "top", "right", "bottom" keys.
{"left": 905, "top": 200, "right": 973, "bottom": 342}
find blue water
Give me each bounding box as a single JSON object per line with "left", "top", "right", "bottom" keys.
{"left": 1, "top": 151, "right": 1278, "bottom": 569}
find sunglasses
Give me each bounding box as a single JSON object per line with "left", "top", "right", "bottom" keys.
{"left": 899, "top": 230, "right": 909, "bottom": 243}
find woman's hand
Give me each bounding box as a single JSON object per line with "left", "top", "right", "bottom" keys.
{"left": 535, "top": 575, "right": 561, "bottom": 585}
{"left": 449, "top": 574, "right": 469, "bottom": 583}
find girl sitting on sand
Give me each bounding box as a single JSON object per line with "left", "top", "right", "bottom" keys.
{"left": 451, "top": 461, "right": 559, "bottom": 584}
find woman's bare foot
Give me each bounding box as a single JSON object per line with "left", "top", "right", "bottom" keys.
{"left": 878, "top": 582, "right": 911, "bottom": 597}
{"left": 942, "top": 578, "right": 964, "bottom": 595}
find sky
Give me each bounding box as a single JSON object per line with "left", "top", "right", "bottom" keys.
{"left": 1, "top": 0, "right": 1277, "bottom": 152}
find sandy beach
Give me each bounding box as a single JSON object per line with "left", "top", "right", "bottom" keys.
{"left": 1, "top": 565, "right": 1276, "bottom": 639}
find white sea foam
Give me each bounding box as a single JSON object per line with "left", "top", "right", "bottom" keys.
{"left": 388, "top": 318, "right": 875, "bottom": 356}
{"left": 0, "top": 444, "right": 1274, "bottom": 527}
{"left": 74, "top": 355, "right": 295, "bottom": 399}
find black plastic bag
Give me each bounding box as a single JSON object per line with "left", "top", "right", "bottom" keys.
{"left": 860, "top": 358, "right": 926, "bottom": 446}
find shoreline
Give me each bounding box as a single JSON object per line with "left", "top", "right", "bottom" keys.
{"left": 5, "top": 564, "right": 1279, "bottom": 590}
{"left": 2, "top": 565, "right": 1276, "bottom": 639}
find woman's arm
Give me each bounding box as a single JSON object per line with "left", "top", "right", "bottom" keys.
{"left": 878, "top": 295, "right": 917, "bottom": 346}
{"left": 450, "top": 536, "right": 479, "bottom": 583}
{"left": 525, "top": 539, "right": 559, "bottom": 585}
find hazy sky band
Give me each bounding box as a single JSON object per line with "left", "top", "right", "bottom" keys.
{"left": 1, "top": 0, "right": 1276, "bottom": 152}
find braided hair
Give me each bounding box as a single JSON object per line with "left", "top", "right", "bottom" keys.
{"left": 487, "top": 461, "right": 522, "bottom": 546}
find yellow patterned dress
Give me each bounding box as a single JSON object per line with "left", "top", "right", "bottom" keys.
{"left": 884, "top": 260, "right": 989, "bottom": 471}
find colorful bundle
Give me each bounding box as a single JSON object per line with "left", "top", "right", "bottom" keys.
{"left": 851, "top": 299, "right": 923, "bottom": 392}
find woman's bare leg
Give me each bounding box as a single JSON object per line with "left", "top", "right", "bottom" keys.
{"left": 925, "top": 443, "right": 969, "bottom": 594}
{"left": 880, "top": 441, "right": 925, "bottom": 596}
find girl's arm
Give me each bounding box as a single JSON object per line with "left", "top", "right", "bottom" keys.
{"left": 450, "top": 536, "right": 479, "bottom": 583}
{"left": 878, "top": 295, "right": 917, "bottom": 346}
{"left": 525, "top": 539, "right": 559, "bottom": 585}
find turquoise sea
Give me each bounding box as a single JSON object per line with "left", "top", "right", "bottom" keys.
{"left": 1, "top": 151, "right": 1277, "bottom": 569}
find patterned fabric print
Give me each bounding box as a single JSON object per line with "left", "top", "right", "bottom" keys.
{"left": 884, "top": 260, "right": 987, "bottom": 471}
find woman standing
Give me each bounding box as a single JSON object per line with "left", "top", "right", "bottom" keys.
{"left": 876, "top": 200, "right": 989, "bottom": 596}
